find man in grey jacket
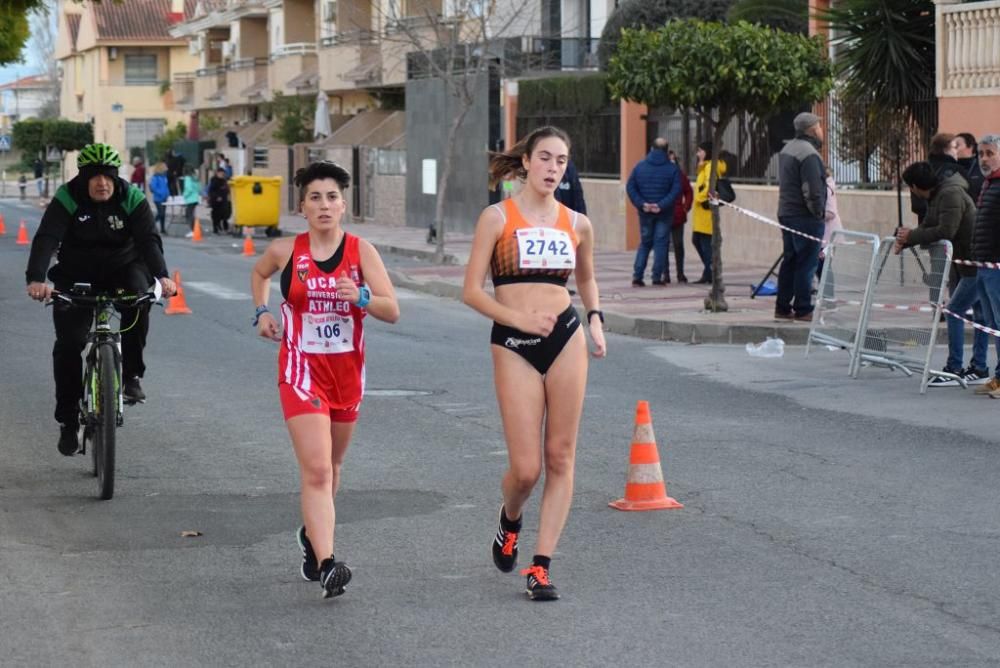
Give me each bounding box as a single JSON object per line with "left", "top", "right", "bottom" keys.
{"left": 775, "top": 112, "right": 828, "bottom": 321}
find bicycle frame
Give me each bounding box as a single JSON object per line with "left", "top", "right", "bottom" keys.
{"left": 81, "top": 302, "right": 124, "bottom": 430}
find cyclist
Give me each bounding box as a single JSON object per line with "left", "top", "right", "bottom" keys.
{"left": 250, "top": 161, "right": 399, "bottom": 598}
{"left": 25, "top": 143, "right": 176, "bottom": 456}
{"left": 463, "top": 126, "right": 606, "bottom": 601}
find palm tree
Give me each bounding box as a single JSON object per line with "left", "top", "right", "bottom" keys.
{"left": 820, "top": 0, "right": 935, "bottom": 110}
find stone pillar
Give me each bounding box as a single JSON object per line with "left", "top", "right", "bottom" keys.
{"left": 809, "top": 0, "right": 832, "bottom": 164}
{"left": 503, "top": 80, "right": 518, "bottom": 153}
{"left": 620, "top": 99, "right": 647, "bottom": 251}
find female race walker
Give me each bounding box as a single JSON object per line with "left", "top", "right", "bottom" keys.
{"left": 463, "top": 126, "right": 607, "bottom": 601}
{"left": 251, "top": 161, "right": 399, "bottom": 598}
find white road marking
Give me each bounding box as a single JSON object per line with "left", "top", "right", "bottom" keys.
{"left": 184, "top": 281, "right": 252, "bottom": 300}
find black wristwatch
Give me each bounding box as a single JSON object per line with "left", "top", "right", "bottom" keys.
{"left": 587, "top": 309, "right": 604, "bottom": 324}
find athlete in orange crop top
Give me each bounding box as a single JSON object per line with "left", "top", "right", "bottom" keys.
{"left": 463, "top": 126, "right": 606, "bottom": 601}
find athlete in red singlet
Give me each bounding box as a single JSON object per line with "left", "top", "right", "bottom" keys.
{"left": 250, "top": 161, "right": 399, "bottom": 599}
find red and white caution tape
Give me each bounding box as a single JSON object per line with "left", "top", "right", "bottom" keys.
{"left": 952, "top": 258, "right": 1000, "bottom": 270}
{"left": 939, "top": 305, "right": 1000, "bottom": 338}
{"left": 713, "top": 199, "right": 826, "bottom": 244}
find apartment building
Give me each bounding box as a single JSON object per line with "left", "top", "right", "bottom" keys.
{"left": 55, "top": 0, "right": 200, "bottom": 158}
{"left": 0, "top": 75, "right": 57, "bottom": 130}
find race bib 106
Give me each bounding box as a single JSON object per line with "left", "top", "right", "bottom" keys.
{"left": 300, "top": 312, "right": 354, "bottom": 354}
{"left": 516, "top": 227, "right": 575, "bottom": 270}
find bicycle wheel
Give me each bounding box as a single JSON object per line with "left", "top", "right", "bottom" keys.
{"left": 93, "top": 342, "right": 118, "bottom": 500}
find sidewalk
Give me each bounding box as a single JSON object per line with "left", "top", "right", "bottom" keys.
{"left": 249, "top": 208, "right": 811, "bottom": 345}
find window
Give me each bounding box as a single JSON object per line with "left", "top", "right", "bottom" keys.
{"left": 253, "top": 146, "right": 269, "bottom": 168}
{"left": 124, "top": 118, "right": 166, "bottom": 155}
{"left": 377, "top": 149, "right": 406, "bottom": 175}
{"left": 124, "top": 55, "right": 158, "bottom": 85}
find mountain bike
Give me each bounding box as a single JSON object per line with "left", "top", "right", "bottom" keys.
{"left": 51, "top": 283, "right": 162, "bottom": 500}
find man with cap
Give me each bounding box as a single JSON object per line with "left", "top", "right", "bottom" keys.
{"left": 775, "top": 112, "right": 827, "bottom": 321}
{"left": 25, "top": 143, "right": 176, "bottom": 456}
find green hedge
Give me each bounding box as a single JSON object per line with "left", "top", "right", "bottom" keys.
{"left": 518, "top": 73, "right": 614, "bottom": 116}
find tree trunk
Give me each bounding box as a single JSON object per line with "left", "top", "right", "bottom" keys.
{"left": 705, "top": 118, "right": 728, "bottom": 312}
{"left": 432, "top": 100, "right": 472, "bottom": 264}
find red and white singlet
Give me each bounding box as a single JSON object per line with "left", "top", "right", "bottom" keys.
{"left": 278, "top": 232, "right": 366, "bottom": 419}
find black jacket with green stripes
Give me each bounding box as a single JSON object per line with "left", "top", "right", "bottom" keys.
{"left": 25, "top": 175, "right": 168, "bottom": 286}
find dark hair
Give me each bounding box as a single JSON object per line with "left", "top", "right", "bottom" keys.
{"left": 487, "top": 125, "right": 571, "bottom": 188}
{"left": 929, "top": 132, "right": 956, "bottom": 156}
{"left": 957, "top": 132, "right": 978, "bottom": 152}
{"left": 294, "top": 160, "right": 351, "bottom": 202}
{"left": 698, "top": 141, "right": 713, "bottom": 159}
{"left": 901, "top": 161, "right": 938, "bottom": 191}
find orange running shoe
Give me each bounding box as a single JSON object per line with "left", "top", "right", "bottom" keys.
{"left": 521, "top": 564, "right": 559, "bottom": 601}
{"left": 491, "top": 505, "right": 521, "bottom": 573}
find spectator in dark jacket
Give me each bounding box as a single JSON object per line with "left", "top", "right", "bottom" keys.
{"left": 553, "top": 158, "right": 587, "bottom": 214}
{"left": 626, "top": 137, "right": 680, "bottom": 287}
{"left": 971, "top": 134, "right": 1000, "bottom": 397}
{"left": 667, "top": 149, "right": 692, "bottom": 283}
{"left": 956, "top": 132, "right": 985, "bottom": 203}
{"left": 898, "top": 162, "right": 988, "bottom": 386}
{"left": 776, "top": 112, "right": 827, "bottom": 320}
{"left": 912, "top": 133, "right": 969, "bottom": 222}
{"left": 207, "top": 167, "right": 231, "bottom": 234}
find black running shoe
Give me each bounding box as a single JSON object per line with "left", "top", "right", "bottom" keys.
{"left": 296, "top": 526, "right": 320, "bottom": 582}
{"left": 57, "top": 423, "right": 79, "bottom": 456}
{"left": 123, "top": 376, "right": 145, "bottom": 403}
{"left": 319, "top": 558, "right": 352, "bottom": 598}
{"left": 521, "top": 564, "right": 559, "bottom": 601}
{"left": 492, "top": 506, "right": 520, "bottom": 573}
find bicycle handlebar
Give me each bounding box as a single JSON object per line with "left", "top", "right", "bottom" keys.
{"left": 49, "top": 286, "right": 162, "bottom": 309}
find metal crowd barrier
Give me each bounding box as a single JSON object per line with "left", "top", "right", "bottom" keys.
{"left": 855, "top": 238, "right": 952, "bottom": 393}
{"left": 806, "top": 230, "right": 882, "bottom": 373}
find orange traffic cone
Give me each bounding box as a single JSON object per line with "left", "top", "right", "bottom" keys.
{"left": 164, "top": 270, "right": 193, "bottom": 315}
{"left": 0, "top": 213, "right": 6, "bottom": 235}
{"left": 15, "top": 220, "right": 29, "bottom": 245}
{"left": 191, "top": 219, "right": 203, "bottom": 243}
{"left": 609, "top": 401, "right": 683, "bottom": 511}
{"left": 242, "top": 228, "right": 256, "bottom": 257}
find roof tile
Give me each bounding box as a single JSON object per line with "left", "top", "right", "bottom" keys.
{"left": 94, "top": 0, "right": 197, "bottom": 41}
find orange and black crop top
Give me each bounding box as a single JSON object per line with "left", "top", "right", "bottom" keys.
{"left": 489, "top": 198, "right": 580, "bottom": 287}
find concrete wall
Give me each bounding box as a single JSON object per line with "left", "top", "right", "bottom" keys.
{"left": 938, "top": 97, "right": 1000, "bottom": 142}
{"left": 580, "top": 179, "right": 914, "bottom": 265}
{"left": 405, "top": 72, "right": 491, "bottom": 235}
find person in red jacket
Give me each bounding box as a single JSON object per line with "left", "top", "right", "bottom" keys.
{"left": 667, "top": 149, "right": 693, "bottom": 283}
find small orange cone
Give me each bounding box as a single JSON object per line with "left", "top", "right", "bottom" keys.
{"left": 0, "top": 213, "right": 6, "bottom": 235}
{"left": 191, "top": 219, "right": 203, "bottom": 243}
{"left": 242, "top": 228, "right": 256, "bottom": 257}
{"left": 609, "top": 401, "right": 683, "bottom": 511}
{"left": 15, "top": 220, "right": 29, "bottom": 245}
{"left": 164, "top": 270, "right": 193, "bottom": 315}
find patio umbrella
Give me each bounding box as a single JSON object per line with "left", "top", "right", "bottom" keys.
{"left": 314, "top": 92, "right": 332, "bottom": 140}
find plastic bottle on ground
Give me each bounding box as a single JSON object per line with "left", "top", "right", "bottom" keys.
{"left": 746, "top": 337, "right": 785, "bottom": 358}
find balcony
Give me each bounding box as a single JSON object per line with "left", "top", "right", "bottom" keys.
{"left": 194, "top": 65, "right": 227, "bottom": 109}
{"left": 319, "top": 31, "right": 380, "bottom": 90}
{"left": 405, "top": 36, "right": 601, "bottom": 81}
{"left": 172, "top": 72, "right": 196, "bottom": 110}
{"left": 227, "top": 58, "right": 268, "bottom": 105}
{"left": 936, "top": 0, "right": 1000, "bottom": 96}
{"left": 269, "top": 43, "right": 318, "bottom": 96}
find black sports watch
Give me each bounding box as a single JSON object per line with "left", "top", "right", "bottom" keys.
{"left": 587, "top": 309, "right": 604, "bottom": 324}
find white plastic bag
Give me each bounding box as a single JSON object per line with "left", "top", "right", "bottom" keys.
{"left": 745, "top": 337, "right": 785, "bottom": 358}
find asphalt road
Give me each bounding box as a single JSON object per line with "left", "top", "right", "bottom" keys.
{"left": 2, "top": 200, "right": 999, "bottom": 667}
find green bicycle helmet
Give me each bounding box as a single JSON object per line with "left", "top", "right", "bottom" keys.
{"left": 77, "top": 143, "right": 122, "bottom": 169}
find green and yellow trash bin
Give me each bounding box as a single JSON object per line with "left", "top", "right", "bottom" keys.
{"left": 230, "top": 175, "right": 283, "bottom": 237}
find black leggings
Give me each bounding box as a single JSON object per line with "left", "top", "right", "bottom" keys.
{"left": 52, "top": 263, "right": 152, "bottom": 424}
{"left": 491, "top": 305, "right": 581, "bottom": 375}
